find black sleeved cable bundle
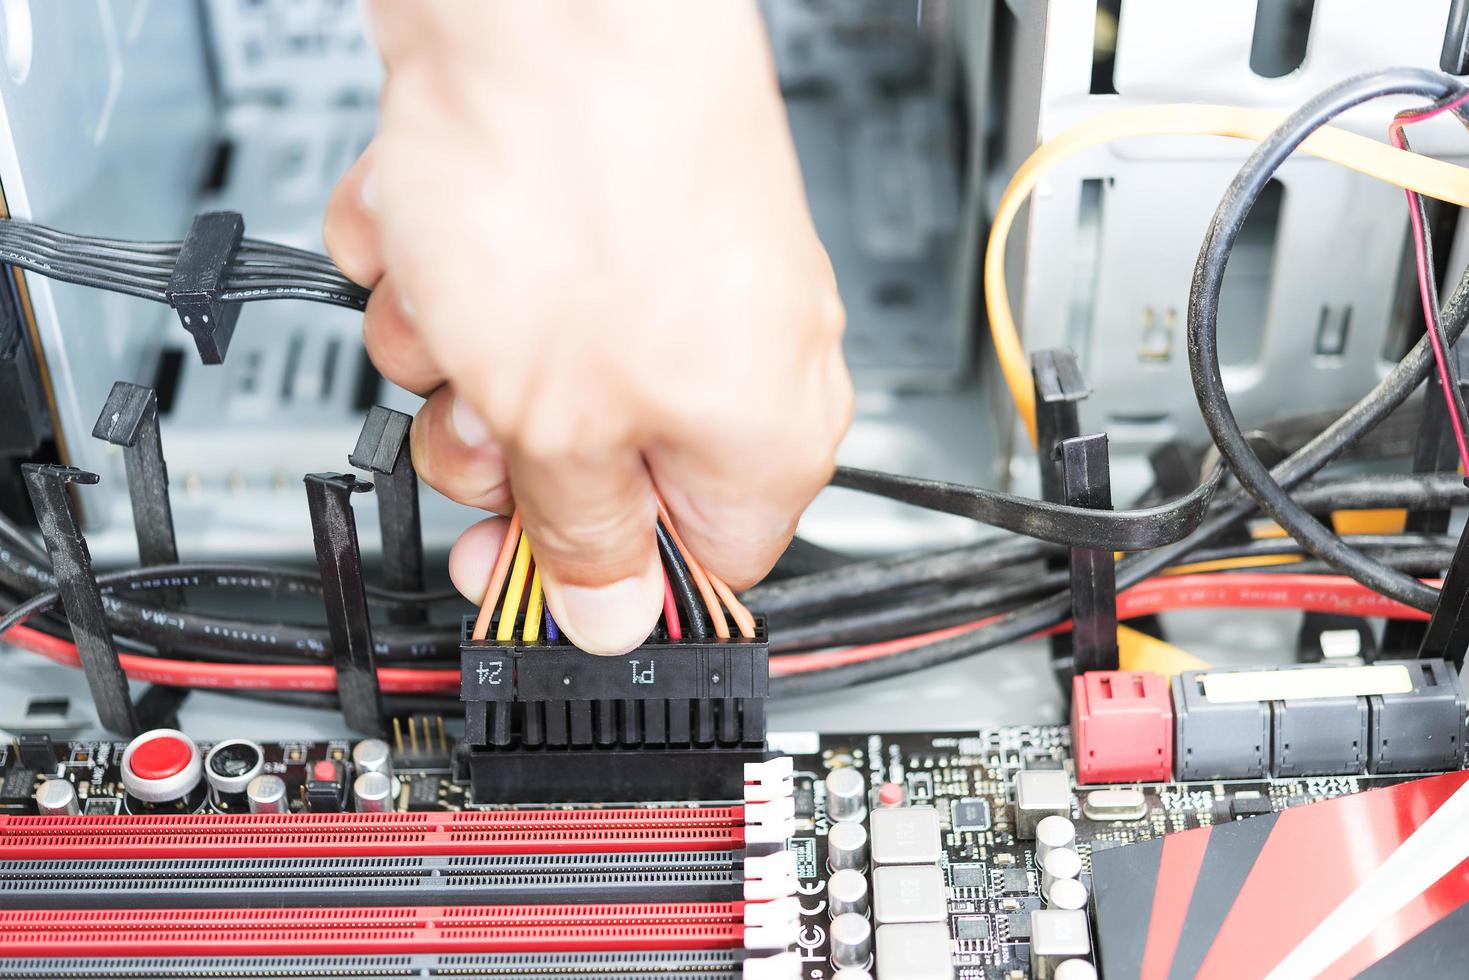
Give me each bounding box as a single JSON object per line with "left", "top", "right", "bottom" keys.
{"left": 0, "top": 218, "right": 368, "bottom": 310}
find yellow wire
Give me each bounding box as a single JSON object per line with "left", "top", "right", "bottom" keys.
{"left": 987, "top": 104, "right": 1469, "bottom": 445}
{"left": 496, "top": 532, "right": 534, "bottom": 644}
{"left": 1117, "top": 624, "right": 1211, "bottom": 676}
{"left": 522, "top": 567, "right": 545, "bottom": 644}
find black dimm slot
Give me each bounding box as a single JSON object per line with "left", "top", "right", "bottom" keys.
{"left": 0, "top": 951, "right": 746, "bottom": 979}
{"left": 0, "top": 850, "right": 745, "bottom": 910}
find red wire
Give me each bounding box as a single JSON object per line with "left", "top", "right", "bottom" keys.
{"left": 769, "top": 572, "right": 1435, "bottom": 677}
{"left": 5, "top": 624, "right": 460, "bottom": 694}
{"left": 662, "top": 570, "right": 683, "bottom": 641}
{"left": 2, "top": 572, "right": 1440, "bottom": 690}
{"left": 1389, "top": 89, "right": 1469, "bottom": 473}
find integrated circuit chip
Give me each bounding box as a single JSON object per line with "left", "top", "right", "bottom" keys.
{"left": 952, "top": 797, "right": 991, "bottom": 832}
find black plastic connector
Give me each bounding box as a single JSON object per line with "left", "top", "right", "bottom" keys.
{"left": 167, "top": 211, "right": 244, "bottom": 364}
{"left": 460, "top": 618, "right": 770, "bottom": 802}
{"left": 350, "top": 406, "right": 424, "bottom": 624}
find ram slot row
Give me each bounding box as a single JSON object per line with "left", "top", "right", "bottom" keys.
{"left": 0, "top": 902, "right": 751, "bottom": 956}
{"left": 0, "top": 807, "right": 745, "bottom": 859}
{"left": 0, "top": 850, "right": 746, "bottom": 909}
{"left": 0, "top": 950, "right": 755, "bottom": 980}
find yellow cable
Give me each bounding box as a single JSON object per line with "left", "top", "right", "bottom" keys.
{"left": 522, "top": 567, "right": 545, "bottom": 644}
{"left": 1117, "top": 624, "right": 1211, "bottom": 676}
{"left": 987, "top": 104, "right": 1469, "bottom": 444}
{"left": 496, "top": 532, "right": 534, "bottom": 644}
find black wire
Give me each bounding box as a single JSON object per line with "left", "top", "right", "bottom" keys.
{"left": 830, "top": 463, "right": 1223, "bottom": 551}
{"left": 1187, "top": 68, "right": 1462, "bottom": 612}
{"left": 1399, "top": 127, "right": 1469, "bottom": 438}
{"left": 775, "top": 247, "right": 1469, "bottom": 694}
{"left": 656, "top": 519, "right": 709, "bottom": 640}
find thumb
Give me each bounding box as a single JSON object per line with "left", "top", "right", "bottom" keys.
{"left": 506, "top": 434, "right": 664, "bottom": 656}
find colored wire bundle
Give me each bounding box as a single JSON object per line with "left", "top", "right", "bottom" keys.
{"left": 468, "top": 504, "right": 757, "bottom": 646}
{"left": 0, "top": 219, "right": 368, "bottom": 310}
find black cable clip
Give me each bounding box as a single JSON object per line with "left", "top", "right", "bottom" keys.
{"left": 305, "top": 472, "right": 385, "bottom": 735}
{"left": 1384, "top": 375, "right": 1469, "bottom": 654}
{"left": 167, "top": 211, "right": 244, "bottom": 365}
{"left": 90, "top": 381, "right": 190, "bottom": 722}
{"left": 1031, "top": 350, "right": 1119, "bottom": 681}
{"left": 21, "top": 464, "right": 141, "bottom": 736}
{"left": 1057, "top": 433, "right": 1120, "bottom": 675}
{"left": 350, "top": 406, "right": 424, "bottom": 624}
{"left": 1416, "top": 476, "right": 1469, "bottom": 669}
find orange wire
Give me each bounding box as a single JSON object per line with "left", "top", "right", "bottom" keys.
{"left": 471, "top": 511, "right": 522, "bottom": 641}
{"left": 654, "top": 496, "right": 728, "bottom": 639}
{"left": 706, "top": 570, "right": 756, "bottom": 639}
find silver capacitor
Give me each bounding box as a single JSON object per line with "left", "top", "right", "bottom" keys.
{"left": 1035, "top": 814, "right": 1076, "bottom": 864}
{"left": 829, "top": 912, "right": 873, "bottom": 969}
{"left": 1041, "top": 846, "right": 1083, "bottom": 900}
{"left": 1047, "top": 876, "right": 1089, "bottom": 911}
{"left": 351, "top": 738, "right": 393, "bottom": 779}
{"left": 831, "top": 970, "right": 873, "bottom": 980}
{"left": 353, "top": 770, "right": 393, "bottom": 813}
{"left": 828, "top": 821, "right": 869, "bottom": 871}
{"left": 34, "top": 779, "right": 79, "bottom": 816}
{"left": 825, "top": 768, "right": 867, "bottom": 823}
{"left": 828, "top": 867, "right": 870, "bottom": 917}
{"left": 245, "top": 774, "right": 288, "bottom": 814}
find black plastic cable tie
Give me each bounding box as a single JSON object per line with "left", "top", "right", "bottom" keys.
{"left": 167, "top": 211, "right": 245, "bottom": 365}
{"left": 1058, "top": 433, "right": 1120, "bottom": 675}
{"left": 1416, "top": 477, "right": 1469, "bottom": 669}
{"left": 91, "top": 380, "right": 190, "bottom": 715}
{"left": 304, "top": 472, "right": 385, "bottom": 736}
{"left": 1385, "top": 378, "right": 1469, "bottom": 653}
{"left": 1033, "top": 349, "right": 1088, "bottom": 679}
{"left": 21, "top": 464, "right": 140, "bottom": 736}
{"left": 350, "top": 406, "right": 424, "bottom": 624}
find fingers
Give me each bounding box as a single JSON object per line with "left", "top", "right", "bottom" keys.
{"left": 448, "top": 516, "right": 513, "bottom": 603}
{"left": 363, "top": 275, "right": 444, "bottom": 396}
{"left": 410, "top": 386, "right": 513, "bottom": 513}
{"left": 323, "top": 145, "right": 385, "bottom": 288}
{"left": 653, "top": 346, "right": 854, "bottom": 590}
{"left": 499, "top": 413, "right": 664, "bottom": 656}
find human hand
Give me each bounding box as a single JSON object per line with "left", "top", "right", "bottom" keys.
{"left": 324, "top": 1, "right": 852, "bottom": 654}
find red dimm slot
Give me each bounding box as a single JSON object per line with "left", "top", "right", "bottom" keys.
{"left": 0, "top": 808, "right": 745, "bottom": 859}
{"left": 0, "top": 902, "right": 747, "bottom": 957}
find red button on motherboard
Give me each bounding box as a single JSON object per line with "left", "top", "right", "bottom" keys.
{"left": 312, "top": 760, "right": 339, "bottom": 782}
{"left": 128, "top": 735, "right": 193, "bottom": 780}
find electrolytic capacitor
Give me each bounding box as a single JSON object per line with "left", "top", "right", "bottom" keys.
{"left": 825, "top": 768, "right": 867, "bottom": 823}
{"left": 1047, "top": 875, "right": 1089, "bottom": 911}
{"left": 353, "top": 770, "right": 393, "bottom": 812}
{"left": 1041, "top": 846, "right": 1083, "bottom": 900}
{"left": 827, "top": 820, "right": 869, "bottom": 871}
{"left": 351, "top": 738, "right": 392, "bottom": 779}
{"left": 829, "top": 911, "right": 873, "bottom": 969}
{"left": 33, "top": 779, "right": 79, "bottom": 816}
{"left": 1054, "top": 959, "right": 1099, "bottom": 980}
{"left": 831, "top": 970, "right": 873, "bottom": 980}
{"left": 245, "top": 774, "right": 288, "bottom": 814}
{"left": 1035, "top": 814, "right": 1076, "bottom": 864}
{"left": 828, "top": 867, "right": 870, "bottom": 917}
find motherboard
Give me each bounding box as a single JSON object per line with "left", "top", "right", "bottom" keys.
{"left": 0, "top": 717, "right": 1431, "bottom": 980}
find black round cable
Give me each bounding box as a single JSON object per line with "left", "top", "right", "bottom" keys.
{"left": 656, "top": 519, "right": 709, "bottom": 640}
{"left": 1187, "top": 67, "right": 1462, "bottom": 611}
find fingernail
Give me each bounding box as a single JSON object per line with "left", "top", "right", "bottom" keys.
{"left": 554, "top": 576, "right": 658, "bottom": 655}
{"left": 361, "top": 171, "right": 377, "bottom": 211}
{"left": 450, "top": 395, "right": 492, "bottom": 448}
